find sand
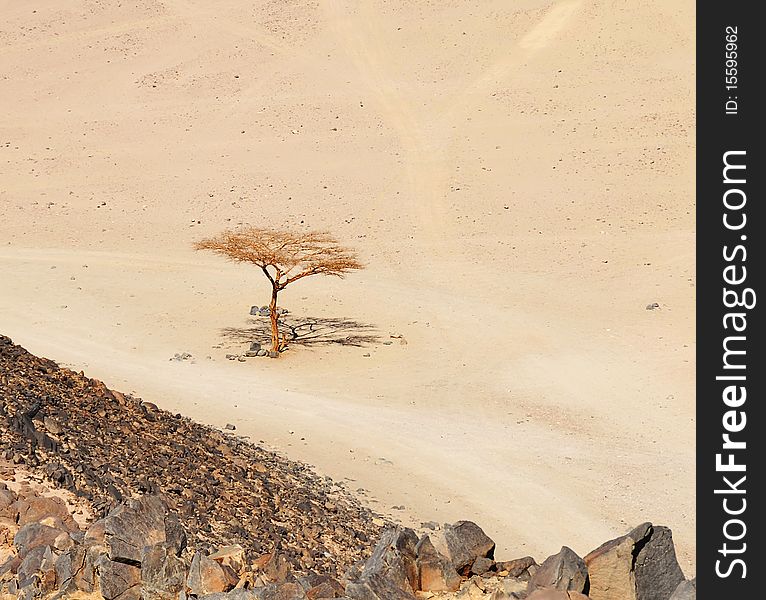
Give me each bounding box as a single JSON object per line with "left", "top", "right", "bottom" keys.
{"left": 0, "top": 0, "right": 695, "bottom": 572}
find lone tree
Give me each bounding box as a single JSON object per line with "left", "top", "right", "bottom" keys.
{"left": 195, "top": 227, "right": 363, "bottom": 355}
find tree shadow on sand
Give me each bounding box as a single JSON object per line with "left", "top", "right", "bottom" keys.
{"left": 222, "top": 316, "right": 381, "bottom": 348}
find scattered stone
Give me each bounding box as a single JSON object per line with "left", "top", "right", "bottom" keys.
{"left": 527, "top": 546, "right": 588, "bottom": 594}
{"left": 646, "top": 303, "right": 660, "bottom": 310}
{"left": 495, "top": 556, "right": 536, "bottom": 579}
{"left": 250, "top": 342, "right": 262, "bottom": 352}
{"left": 225, "top": 424, "right": 237, "bottom": 431}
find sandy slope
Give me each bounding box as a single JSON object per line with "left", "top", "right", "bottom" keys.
{"left": 1, "top": 0, "right": 695, "bottom": 571}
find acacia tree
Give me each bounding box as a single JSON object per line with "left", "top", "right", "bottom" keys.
{"left": 195, "top": 227, "right": 363, "bottom": 355}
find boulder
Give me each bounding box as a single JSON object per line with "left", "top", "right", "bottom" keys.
{"left": 345, "top": 527, "right": 419, "bottom": 599}
{"left": 97, "top": 554, "right": 142, "bottom": 600}
{"left": 55, "top": 543, "right": 97, "bottom": 593}
{"left": 527, "top": 546, "right": 588, "bottom": 594}
{"left": 102, "top": 496, "right": 186, "bottom": 565}
{"left": 669, "top": 578, "right": 696, "bottom": 600}
{"left": 14, "top": 495, "right": 78, "bottom": 532}
{"left": 414, "top": 536, "right": 461, "bottom": 592}
{"left": 13, "top": 523, "right": 66, "bottom": 559}
{"left": 634, "top": 526, "right": 685, "bottom": 600}
{"left": 141, "top": 544, "right": 188, "bottom": 600}
{"left": 187, "top": 551, "right": 236, "bottom": 596}
{"left": 438, "top": 521, "right": 495, "bottom": 574}
{"left": 585, "top": 523, "right": 684, "bottom": 600}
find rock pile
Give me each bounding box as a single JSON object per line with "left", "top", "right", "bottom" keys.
{"left": 1, "top": 484, "right": 695, "bottom": 600}
{"left": 1, "top": 335, "right": 696, "bottom": 600}
{"left": 0, "top": 335, "right": 381, "bottom": 578}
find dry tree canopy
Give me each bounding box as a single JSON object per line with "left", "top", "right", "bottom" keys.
{"left": 194, "top": 227, "right": 363, "bottom": 289}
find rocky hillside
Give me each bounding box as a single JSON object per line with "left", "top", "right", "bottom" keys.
{"left": 0, "top": 335, "right": 381, "bottom": 577}
{"left": 1, "top": 336, "right": 696, "bottom": 600}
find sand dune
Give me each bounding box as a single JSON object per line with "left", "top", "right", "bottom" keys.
{"left": 1, "top": 0, "right": 695, "bottom": 571}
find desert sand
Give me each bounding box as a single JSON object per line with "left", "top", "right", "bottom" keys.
{"left": 1, "top": 0, "right": 695, "bottom": 571}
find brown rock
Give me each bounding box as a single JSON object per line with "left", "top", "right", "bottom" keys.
{"left": 528, "top": 546, "right": 588, "bottom": 594}
{"left": 415, "top": 536, "right": 461, "bottom": 592}
{"left": 496, "top": 556, "right": 536, "bottom": 579}
{"left": 585, "top": 523, "right": 685, "bottom": 600}
{"left": 187, "top": 551, "right": 235, "bottom": 595}
{"left": 14, "top": 495, "right": 78, "bottom": 532}
{"left": 209, "top": 545, "right": 246, "bottom": 574}
{"left": 13, "top": 523, "right": 66, "bottom": 559}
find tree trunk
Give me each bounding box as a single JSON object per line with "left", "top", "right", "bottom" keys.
{"left": 269, "top": 285, "right": 280, "bottom": 355}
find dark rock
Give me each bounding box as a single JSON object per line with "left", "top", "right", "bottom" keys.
{"left": 0, "top": 335, "right": 382, "bottom": 579}
{"left": 634, "top": 526, "right": 685, "bottom": 600}
{"left": 345, "top": 527, "right": 419, "bottom": 599}
{"left": 97, "top": 554, "right": 142, "bottom": 600}
{"left": 250, "top": 306, "right": 260, "bottom": 316}
{"left": 669, "top": 578, "right": 696, "bottom": 600}
{"left": 440, "top": 521, "right": 495, "bottom": 574}
{"left": 249, "top": 342, "right": 262, "bottom": 352}
{"left": 56, "top": 543, "right": 97, "bottom": 593}
{"left": 102, "top": 496, "right": 185, "bottom": 565}
{"left": 528, "top": 546, "right": 588, "bottom": 594}
{"left": 585, "top": 523, "right": 684, "bottom": 600}
{"left": 471, "top": 556, "right": 494, "bottom": 575}
{"left": 141, "top": 544, "right": 188, "bottom": 600}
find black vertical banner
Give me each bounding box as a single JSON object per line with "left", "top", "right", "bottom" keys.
{"left": 697, "top": 3, "right": 763, "bottom": 597}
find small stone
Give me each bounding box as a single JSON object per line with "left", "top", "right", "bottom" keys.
{"left": 225, "top": 424, "right": 236, "bottom": 431}
{"left": 646, "top": 302, "right": 660, "bottom": 310}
